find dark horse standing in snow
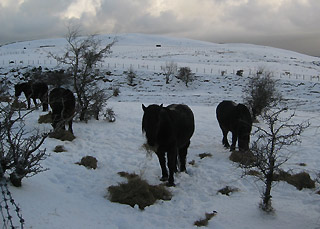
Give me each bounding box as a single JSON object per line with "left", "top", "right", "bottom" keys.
{"left": 49, "top": 88, "right": 75, "bottom": 134}
{"left": 142, "top": 104, "right": 195, "bottom": 186}
{"left": 216, "top": 100, "right": 252, "bottom": 151}
{"left": 14, "top": 82, "right": 48, "bottom": 111}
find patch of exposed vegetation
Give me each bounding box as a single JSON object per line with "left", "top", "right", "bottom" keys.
{"left": 274, "top": 170, "right": 315, "bottom": 190}
{"left": 229, "top": 150, "right": 256, "bottom": 166}
{"left": 194, "top": 211, "right": 217, "bottom": 227}
{"left": 54, "top": 145, "right": 66, "bottom": 153}
{"left": 76, "top": 156, "right": 98, "bottom": 169}
{"left": 218, "top": 186, "right": 240, "bottom": 196}
{"left": 49, "top": 129, "right": 75, "bottom": 141}
{"left": 199, "top": 153, "right": 212, "bottom": 159}
{"left": 108, "top": 172, "right": 172, "bottom": 210}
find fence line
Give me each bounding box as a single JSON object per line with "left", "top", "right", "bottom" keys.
{"left": 1, "top": 58, "right": 319, "bottom": 82}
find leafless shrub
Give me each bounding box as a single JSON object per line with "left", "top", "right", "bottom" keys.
{"left": 0, "top": 103, "right": 48, "bottom": 187}
{"left": 104, "top": 108, "right": 116, "bottom": 122}
{"left": 50, "top": 24, "right": 116, "bottom": 121}
{"left": 112, "top": 87, "right": 120, "bottom": 97}
{"left": 176, "top": 67, "right": 195, "bottom": 87}
{"left": 126, "top": 67, "right": 137, "bottom": 86}
{"left": 242, "top": 107, "right": 309, "bottom": 212}
{"left": 243, "top": 69, "right": 282, "bottom": 120}
{"left": 161, "top": 61, "right": 177, "bottom": 84}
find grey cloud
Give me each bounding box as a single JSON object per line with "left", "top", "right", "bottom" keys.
{"left": 0, "top": 0, "right": 319, "bottom": 56}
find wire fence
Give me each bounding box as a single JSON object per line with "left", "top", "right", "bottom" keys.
{"left": 1, "top": 58, "right": 319, "bottom": 82}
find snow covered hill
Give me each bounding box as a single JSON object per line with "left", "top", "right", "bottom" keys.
{"left": 1, "top": 34, "right": 320, "bottom": 229}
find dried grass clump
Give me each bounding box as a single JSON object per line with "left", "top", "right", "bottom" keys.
{"left": 54, "top": 145, "right": 66, "bottom": 153}
{"left": 194, "top": 211, "right": 217, "bottom": 227}
{"left": 76, "top": 156, "right": 98, "bottom": 169}
{"left": 199, "top": 153, "right": 212, "bottom": 159}
{"left": 108, "top": 172, "right": 172, "bottom": 210}
{"left": 274, "top": 170, "right": 315, "bottom": 190}
{"left": 49, "top": 129, "right": 75, "bottom": 141}
{"left": 218, "top": 186, "right": 240, "bottom": 196}
{"left": 229, "top": 150, "right": 256, "bottom": 166}
{"left": 38, "top": 112, "right": 52, "bottom": 124}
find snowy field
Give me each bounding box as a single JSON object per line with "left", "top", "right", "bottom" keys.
{"left": 1, "top": 33, "right": 320, "bottom": 229}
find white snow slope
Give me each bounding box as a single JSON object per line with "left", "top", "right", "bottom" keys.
{"left": 1, "top": 33, "right": 320, "bottom": 229}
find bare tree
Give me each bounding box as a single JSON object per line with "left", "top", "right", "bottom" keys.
{"left": 126, "top": 66, "right": 137, "bottom": 86}
{"left": 0, "top": 103, "right": 48, "bottom": 187}
{"left": 176, "top": 67, "right": 194, "bottom": 87}
{"left": 243, "top": 70, "right": 282, "bottom": 121}
{"left": 51, "top": 25, "right": 116, "bottom": 121}
{"left": 161, "top": 61, "right": 177, "bottom": 84}
{"left": 244, "top": 107, "right": 309, "bottom": 212}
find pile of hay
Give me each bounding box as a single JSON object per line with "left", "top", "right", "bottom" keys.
{"left": 108, "top": 172, "right": 172, "bottom": 210}
{"left": 54, "top": 145, "right": 66, "bottom": 153}
{"left": 199, "top": 153, "right": 212, "bottom": 159}
{"left": 76, "top": 156, "right": 98, "bottom": 169}
{"left": 194, "top": 211, "right": 217, "bottom": 227}
{"left": 217, "top": 186, "right": 240, "bottom": 196}
{"left": 274, "top": 170, "right": 315, "bottom": 190}
{"left": 229, "top": 150, "right": 256, "bottom": 166}
{"left": 49, "top": 129, "right": 75, "bottom": 141}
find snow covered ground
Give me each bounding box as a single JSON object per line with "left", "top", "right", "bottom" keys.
{"left": 1, "top": 33, "right": 320, "bottom": 228}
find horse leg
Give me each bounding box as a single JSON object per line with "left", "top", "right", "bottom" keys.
{"left": 222, "top": 128, "right": 230, "bottom": 148}
{"left": 68, "top": 119, "right": 73, "bottom": 134}
{"left": 155, "top": 151, "right": 168, "bottom": 181}
{"left": 178, "top": 141, "right": 190, "bottom": 172}
{"left": 41, "top": 96, "right": 48, "bottom": 112}
{"left": 230, "top": 131, "right": 237, "bottom": 151}
{"left": 27, "top": 98, "right": 31, "bottom": 109}
{"left": 32, "top": 98, "right": 38, "bottom": 109}
{"left": 167, "top": 148, "right": 178, "bottom": 186}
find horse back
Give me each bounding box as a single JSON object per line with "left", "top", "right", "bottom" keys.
{"left": 31, "top": 82, "right": 48, "bottom": 98}
{"left": 216, "top": 100, "right": 237, "bottom": 127}
{"left": 166, "top": 104, "right": 195, "bottom": 145}
{"left": 15, "top": 82, "right": 31, "bottom": 97}
{"left": 216, "top": 100, "right": 251, "bottom": 131}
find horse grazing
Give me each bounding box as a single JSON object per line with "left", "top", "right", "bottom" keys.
{"left": 49, "top": 88, "right": 75, "bottom": 134}
{"left": 216, "top": 100, "right": 252, "bottom": 151}
{"left": 14, "top": 82, "right": 48, "bottom": 111}
{"left": 142, "top": 104, "right": 195, "bottom": 186}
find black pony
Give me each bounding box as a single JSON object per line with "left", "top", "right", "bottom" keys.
{"left": 14, "top": 82, "right": 48, "bottom": 111}
{"left": 49, "top": 88, "right": 75, "bottom": 134}
{"left": 216, "top": 100, "right": 252, "bottom": 151}
{"left": 142, "top": 104, "right": 195, "bottom": 186}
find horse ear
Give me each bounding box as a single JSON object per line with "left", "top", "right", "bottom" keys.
{"left": 142, "top": 104, "right": 146, "bottom": 111}
{"left": 160, "top": 104, "right": 163, "bottom": 107}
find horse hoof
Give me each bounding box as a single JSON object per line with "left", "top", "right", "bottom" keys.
{"left": 160, "top": 176, "right": 168, "bottom": 182}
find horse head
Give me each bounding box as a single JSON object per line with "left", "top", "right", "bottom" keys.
{"left": 142, "top": 104, "right": 165, "bottom": 148}
{"left": 14, "top": 84, "right": 23, "bottom": 97}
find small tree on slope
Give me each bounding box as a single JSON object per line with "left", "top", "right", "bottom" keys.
{"left": 244, "top": 107, "right": 309, "bottom": 212}
{"left": 52, "top": 25, "right": 116, "bottom": 121}
{"left": 243, "top": 70, "right": 282, "bottom": 121}
{"left": 0, "top": 103, "right": 48, "bottom": 187}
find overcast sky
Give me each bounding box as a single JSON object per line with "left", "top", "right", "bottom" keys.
{"left": 1, "top": 0, "right": 320, "bottom": 56}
